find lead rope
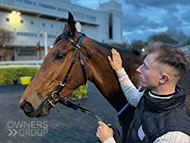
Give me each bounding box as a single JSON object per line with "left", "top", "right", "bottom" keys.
{"left": 58, "top": 96, "right": 122, "bottom": 143}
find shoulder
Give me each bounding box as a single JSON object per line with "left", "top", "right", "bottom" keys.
{"left": 154, "top": 131, "right": 190, "bottom": 143}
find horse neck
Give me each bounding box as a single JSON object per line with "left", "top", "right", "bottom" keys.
{"left": 84, "top": 40, "right": 141, "bottom": 112}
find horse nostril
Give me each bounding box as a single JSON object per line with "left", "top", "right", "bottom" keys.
{"left": 20, "top": 100, "right": 34, "bottom": 114}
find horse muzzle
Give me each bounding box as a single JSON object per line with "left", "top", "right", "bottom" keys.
{"left": 19, "top": 100, "right": 34, "bottom": 117}
{"left": 19, "top": 97, "right": 52, "bottom": 118}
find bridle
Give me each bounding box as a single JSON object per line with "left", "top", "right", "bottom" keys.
{"left": 46, "top": 32, "right": 122, "bottom": 143}
{"left": 46, "top": 32, "right": 104, "bottom": 121}
{"left": 47, "top": 32, "right": 87, "bottom": 112}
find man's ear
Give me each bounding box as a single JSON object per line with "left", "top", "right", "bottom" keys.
{"left": 160, "top": 74, "right": 169, "bottom": 84}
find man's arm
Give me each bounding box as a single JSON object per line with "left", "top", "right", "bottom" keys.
{"left": 102, "top": 137, "right": 116, "bottom": 143}
{"left": 116, "top": 68, "right": 143, "bottom": 107}
{"left": 100, "top": 128, "right": 190, "bottom": 143}
{"left": 96, "top": 49, "right": 143, "bottom": 143}
{"left": 153, "top": 131, "right": 190, "bottom": 143}
{"left": 108, "top": 48, "right": 143, "bottom": 107}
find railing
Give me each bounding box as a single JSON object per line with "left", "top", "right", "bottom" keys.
{"left": 0, "top": 60, "right": 43, "bottom": 68}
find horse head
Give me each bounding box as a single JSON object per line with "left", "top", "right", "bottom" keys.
{"left": 19, "top": 12, "right": 91, "bottom": 117}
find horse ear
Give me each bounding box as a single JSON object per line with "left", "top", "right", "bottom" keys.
{"left": 63, "top": 24, "right": 69, "bottom": 32}
{"left": 67, "top": 12, "right": 76, "bottom": 37}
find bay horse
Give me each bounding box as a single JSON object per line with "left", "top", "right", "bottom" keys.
{"left": 19, "top": 12, "right": 190, "bottom": 135}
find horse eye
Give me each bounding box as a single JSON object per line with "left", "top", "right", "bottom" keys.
{"left": 55, "top": 53, "right": 65, "bottom": 60}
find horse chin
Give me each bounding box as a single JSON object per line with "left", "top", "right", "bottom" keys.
{"left": 36, "top": 106, "right": 51, "bottom": 117}
{"left": 35, "top": 101, "right": 52, "bottom": 118}
{"left": 36, "top": 103, "right": 52, "bottom": 118}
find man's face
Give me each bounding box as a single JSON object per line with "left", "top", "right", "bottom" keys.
{"left": 136, "top": 53, "right": 162, "bottom": 89}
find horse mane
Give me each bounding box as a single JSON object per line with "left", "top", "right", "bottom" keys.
{"left": 94, "top": 40, "right": 142, "bottom": 57}
{"left": 54, "top": 31, "right": 142, "bottom": 58}
{"left": 54, "top": 29, "right": 70, "bottom": 45}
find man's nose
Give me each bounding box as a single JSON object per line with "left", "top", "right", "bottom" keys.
{"left": 136, "top": 65, "right": 142, "bottom": 73}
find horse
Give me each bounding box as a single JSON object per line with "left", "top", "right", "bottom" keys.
{"left": 179, "top": 68, "right": 190, "bottom": 112}
{"left": 19, "top": 12, "right": 190, "bottom": 136}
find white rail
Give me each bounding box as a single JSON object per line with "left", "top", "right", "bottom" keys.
{"left": 0, "top": 60, "right": 43, "bottom": 68}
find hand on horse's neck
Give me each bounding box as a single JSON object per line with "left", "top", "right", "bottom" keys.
{"left": 86, "top": 46, "right": 139, "bottom": 112}
{"left": 83, "top": 38, "right": 142, "bottom": 111}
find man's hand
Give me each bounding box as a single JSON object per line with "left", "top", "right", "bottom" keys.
{"left": 108, "top": 49, "right": 122, "bottom": 71}
{"left": 96, "top": 121, "right": 114, "bottom": 142}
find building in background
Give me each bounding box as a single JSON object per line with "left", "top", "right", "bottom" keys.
{"left": 0, "top": 0, "right": 122, "bottom": 61}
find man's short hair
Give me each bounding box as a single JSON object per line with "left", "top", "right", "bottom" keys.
{"left": 145, "top": 41, "right": 189, "bottom": 77}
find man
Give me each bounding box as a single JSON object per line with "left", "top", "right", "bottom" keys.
{"left": 96, "top": 42, "right": 190, "bottom": 143}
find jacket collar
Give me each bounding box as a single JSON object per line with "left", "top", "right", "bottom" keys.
{"left": 144, "top": 84, "right": 186, "bottom": 112}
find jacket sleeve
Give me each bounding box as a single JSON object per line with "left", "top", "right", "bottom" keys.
{"left": 116, "top": 68, "right": 143, "bottom": 107}
{"left": 153, "top": 131, "right": 190, "bottom": 143}
{"left": 103, "top": 137, "right": 116, "bottom": 143}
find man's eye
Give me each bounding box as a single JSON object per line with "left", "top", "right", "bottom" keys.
{"left": 55, "top": 53, "right": 65, "bottom": 60}
{"left": 143, "top": 64, "right": 148, "bottom": 69}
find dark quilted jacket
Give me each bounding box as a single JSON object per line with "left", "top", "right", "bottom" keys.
{"left": 123, "top": 84, "right": 190, "bottom": 143}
